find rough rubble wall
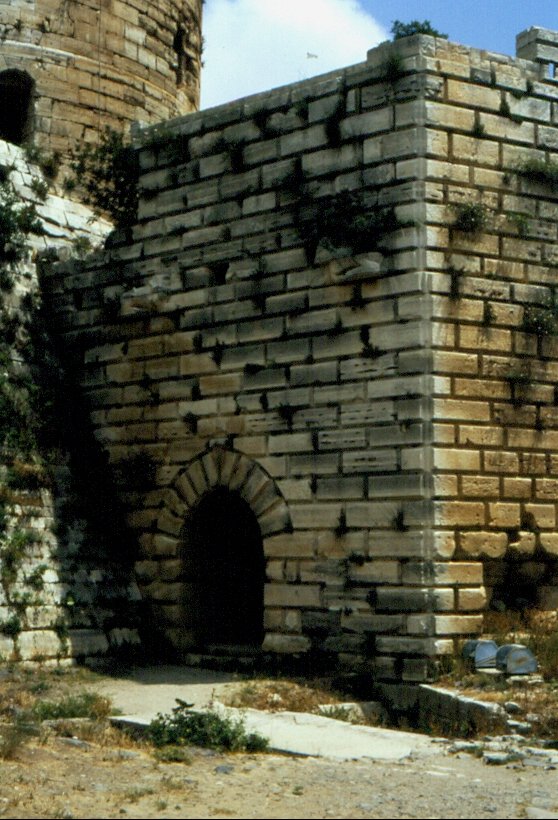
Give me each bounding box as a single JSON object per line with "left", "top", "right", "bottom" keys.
{"left": 0, "top": 139, "right": 141, "bottom": 664}
{"left": 0, "top": 0, "right": 202, "bottom": 157}
{"left": 42, "top": 53, "right": 438, "bottom": 683}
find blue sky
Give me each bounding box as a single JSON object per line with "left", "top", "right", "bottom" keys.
{"left": 360, "top": 0, "right": 557, "bottom": 59}
{"left": 201, "top": 0, "right": 558, "bottom": 109}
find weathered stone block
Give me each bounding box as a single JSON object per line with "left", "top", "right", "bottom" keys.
{"left": 402, "top": 562, "right": 483, "bottom": 586}
{"left": 434, "top": 615, "right": 483, "bottom": 635}
{"left": 18, "top": 630, "right": 62, "bottom": 660}
{"left": 376, "top": 587, "right": 454, "bottom": 612}
{"left": 460, "top": 532, "right": 508, "bottom": 559}
{"left": 262, "top": 633, "right": 311, "bottom": 653}
{"left": 264, "top": 583, "right": 322, "bottom": 608}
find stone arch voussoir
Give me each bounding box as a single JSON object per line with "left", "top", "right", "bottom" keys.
{"left": 165, "top": 446, "right": 292, "bottom": 537}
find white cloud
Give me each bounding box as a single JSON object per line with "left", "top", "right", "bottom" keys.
{"left": 200, "top": 0, "right": 388, "bottom": 109}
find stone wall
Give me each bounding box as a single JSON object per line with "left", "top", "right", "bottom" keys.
{"left": 39, "top": 29, "right": 558, "bottom": 684}
{"left": 0, "top": 138, "right": 141, "bottom": 664}
{"left": 0, "top": 0, "right": 202, "bottom": 158}
{"left": 423, "top": 32, "right": 558, "bottom": 615}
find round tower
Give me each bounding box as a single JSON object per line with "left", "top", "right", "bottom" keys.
{"left": 0, "top": 0, "right": 203, "bottom": 155}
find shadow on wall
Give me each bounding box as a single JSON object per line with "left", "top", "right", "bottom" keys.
{"left": 179, "top": 487, "right": 266, "bottom": 650}
{"left": 0, "top": 70, "right": 35, "bottom": 146}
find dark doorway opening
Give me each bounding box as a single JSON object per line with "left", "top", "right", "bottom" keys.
{"left": 180, "top": 488, "right": 265, "bottom": 649}
{"left": 0, "top": 70, "right": 35, "bottom": 146}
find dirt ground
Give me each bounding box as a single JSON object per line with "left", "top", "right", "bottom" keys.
{"left": 0, "top": 666, "right": 557, "bottom": 820}
{"left": 1, "top": 732, "right": 557, "bottom": 819}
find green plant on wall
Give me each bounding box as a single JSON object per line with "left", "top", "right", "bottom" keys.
{"left": 522, "top": 304, "right": 558, "bottom": 339}
{"left": 295, "top": 189, "right": 399, "bottom": 265}
{"left": 452, "top": 201, "right": 489, "bottom": 235}
{"left": 66, "top": 127, "right": 139, "bottom": 228}
{"left": 382, "top": 51, "right": 405, "bottom": 84}
{"left": 513, "top": 157, "right": 558, "bottom": 191}
{"left": 521, "top": 288, "right": 558, "bottom": 341}
{"left": 0, "top": 179, "right": 42, "bottom": 268}
{"left": 391, "top": 20, "right": 448, "bottom": 39}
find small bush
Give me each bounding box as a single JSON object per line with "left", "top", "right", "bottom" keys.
{"left": 147, "top": 701, "right": 269, "bottom": 753}
{"left": 391, "top": 20, "right": 448, "bottom": 39}
{"left": 30, "top": 177, "right": 48, "bottom": 201}
{"left": 32, "top": 692, "right": 111, "bottom": 721}
{"left": 524, "top": 611, "right": 558, "bottom": 681}
{"left": 5, "top": 460, "right": 49, "bottom": 491}
{"left": 296, "top": 190, "right": 399, "bottom": 264}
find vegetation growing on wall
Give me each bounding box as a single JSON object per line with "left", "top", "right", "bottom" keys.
{"left": 513, "top": 157, "right": 558, "bottom": 191}
{"left": 391, "top": 20, "right": 448, "bottom": 39}
{"left": 295, "top": 189, "right": 399, "bottom": 265}
{"left": 0, "top": 162, "right": 144, "bottom": 658}
{"left": 66, "top": 127, "right": 139, "bottom": 228}
{"left": 452, "top": 201, "right": 489, "bottom": 235}
{"left": 0, "top": 178, "right": 41, "bottom": 272}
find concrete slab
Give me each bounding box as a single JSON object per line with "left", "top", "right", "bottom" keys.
{"left": 96, "top": 664, "right": 238, "bottom": 713}
{"left": 98, "top": 665, "right": 443, "bottom": 762}
{"left": 111, "top": 706, "right": 442, "bottom": 761}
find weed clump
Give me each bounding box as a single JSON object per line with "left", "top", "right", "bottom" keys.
{"left": 452, "top": 202, "right": 489, "bottom": 235}
{"left": 522, "top": 304, "right": 558, "bottom": 338}
{"left": 513, "top": 157, "right": 558, "bottom": 191}
{"left": 32, "top": 691, "right": 111, "bottom": 721}
{"left": 147, "top": 700, "right": 269, "bottom": 753}
{"left": 0, "top": 714, "right": 38, "bottom": 760}
{"left": 382, "top": 52, "right": 405, "bottom": 83}
{"left": 296, "top": 190, "right": 398, "bottom": 264}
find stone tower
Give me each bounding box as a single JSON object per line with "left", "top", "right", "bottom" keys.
{"left": 0, "top": 0, "right": 203, "bottom": 155}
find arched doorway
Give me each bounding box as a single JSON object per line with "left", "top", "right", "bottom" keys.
{"left": 179, "top": 487, "right": 266, "bottom": 649}
{"left": 0, "top": 70, "right": 35, "bottom": 145}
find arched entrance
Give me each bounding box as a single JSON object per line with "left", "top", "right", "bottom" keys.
{"left": 0, "top": 70, "right": 35, "bottom": 145}
{"left": 179, "top": 487, "right": 266, "bottom": 649}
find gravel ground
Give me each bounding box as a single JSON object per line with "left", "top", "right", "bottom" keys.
{"left": 0, "top": 729, "right": 557, "bottom": 819}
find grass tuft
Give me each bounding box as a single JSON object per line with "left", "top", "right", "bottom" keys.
{"left": 147, "top": 701, "right": 269, "bottom": 753}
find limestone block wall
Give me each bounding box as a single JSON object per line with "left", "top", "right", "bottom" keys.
{"left": 39, "top": 29, "right": 558, "bottom": 684}
{"left": 0, "top": 0, "right": 202, "bottom": 156}
{"left": 42, "top": 52, "right": 440, "bottom": 683}
{"left": 422, "top": 32, "right": 558, "bottom": 615}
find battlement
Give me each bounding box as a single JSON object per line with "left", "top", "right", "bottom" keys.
{"left": 517, "top": 26, "right": 558, "bottom": 72}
